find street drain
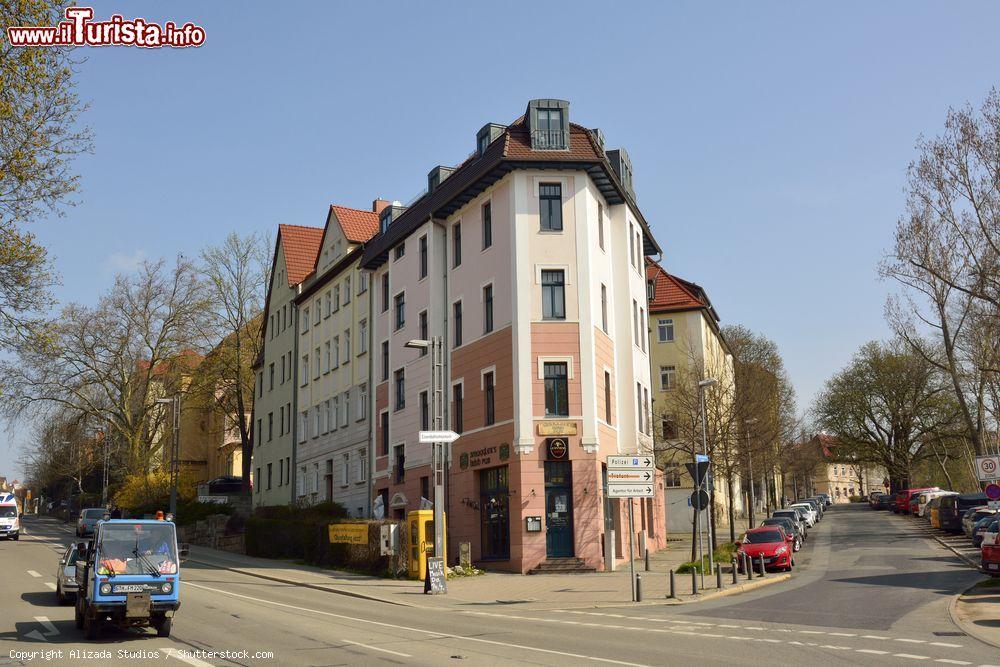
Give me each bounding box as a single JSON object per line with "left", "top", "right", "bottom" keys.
{"left": 933, "top": 631, "right": 966, "bottom": 636}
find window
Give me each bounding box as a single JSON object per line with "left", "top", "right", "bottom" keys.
{"left": 358, "top": 271, "right": 368, "bottom": 294}
{"left": 394, "top": 293, "right": 405, "bottom": 330}
{"left": 331, "top": 396, "right": 339, "bottom": 431}
{"left": 484, "top": 371, "right": 495, "bottom": 426}
{"left": 453, "top": 301, "right": 463, "bottom": 346}
{"left": 381, "top": 341, "right": 389, "bottom": 381}
{"left": 300, "top": 354, "right": 309, "bottom": 386}
{"left": 313, "top": 303, "right": 321, "bottom": 326}
{"left": 453, "top": 222, "right": 462, "bottom": 267}
{"left": 298, "top": 411, "right": 307, "bottom": 443}
{"left": 643, "top": 387, "right": 650, "bottom": 435}
{"left": 418, "top": 311, "right": 428, "bottom": 356}
{"left": 629, "top": 223, "right": 636, "bottom": 268}
{"left": 341, "top": 391, "right": 350, "bottom": 427}
{"left": 658, "top": 318, "right": 674, "bottom": 343}
{"left": 453, "top": 383, "right": 464, "bottom": 433}
{"left": 319, "top": 402, "right": 327, "bottom": 434}
{"left": 419, "top": 235, "right": 428, "bottom": 279}
{"left": 314, "top": 346, "right": 321, "bottom": 379}
{"left": 539, "top": 183, "right": 562, "bottom": 231}
{"left": 640, "top": 307, "right": 647, "bottom": 352}
{"left": 333, "top": 285, "right": 340, "bottom": 312}
{"left": 541, "top": 270, "right": 565, "bottom": 319}
{"left": 323, "top": 341, "right": 331, "bottom": 373}
{"left": 280, "top": 355, "right": 286, "bottom": 384}
{"left": 358, "top": 449, "right": 367, "bottom": 483}
{"left": 358, "top": 384, "right": 367, "bottom": 421}
{"left": 323, "top": 291, "right": 331, "bottom": 318}
{"left": 598, "top": 203, "right": 605, "bottom": 250}
{"left": 535, "top": 107, "right": 565, "bottom": 148}
{"left": 325, "top": 399, "right": 333, "bottom": 433}
{"left": 394, "top": 445, "right": 405, "bottom": 483}
{"left": 267, "top": 412, "right": 273, "bottom": 441}
{"left": 636, "top": 230, "right": 642, "bottom": 266}
{"left": 302, "top": 307, "right": 310, "bottom": 332}
{"left": 343, "top": 277, "right": 351, "bottom": 304}
{"left": 664, "top": 463, "right": 682, "bottom": 487}
{"left": 632, "top": 299, "right": 639, "bottom": 345}
{"left": 394, "top": 242, "right": 405, "bottom": 260}
{"left": 420, "top": 476, "right": 430, "bottom": 502}
{"left": 381, "top": 274, "right": 389, "bottom": 312}
{"left": 483, "top": 285, "right": 494, "bottom": 334}
{"left": 269, "top": 315, "right": 274, "bottom": 340}
{"left": 601, "top": 284, "right": 608, "bottom": 333}
{"left": 268, "top": 363, "right": 274, "bottom": 391}
{"left": 267, "top": 463, "right": 272, "bottom": 490}
{"left": 359, "top": 319, "right": 368, "bottom": 354}
{"left": 544, "top": 363, "right": 569, "bottom": 416}
{"left": 256, "top": 418, "right": 261, "bottom": 445}
{"left": 636, "top": 383, "right": 644, "bottom": 434}
{"left": 662, "top": 419, "right": 677, "bottom": 440}
{"left": 482, "top": 202, "right": 492, "bottom": 249}
{"left": 258, "top": 371, "right": 263, "bottom": 398}
{"left": 660, "top": 365, "right": 676, "bottom": 391}
{"left": 286, "top": 457, "right": 290, "bottom": 485}
{"left": 394, "top": 369, "right": 405, "bottom": 410}
{"left": 342, "top": 453, "right": 350, "bottom": 486}
{"left": 255, "top": 467, "right": 260, "bottom": 493}
{"left": 604, "top": 371, "right": 612, "bottom": 423}
{"left": 313, "top": 406, "right": 320, "bottom": 438}
{"left": 420, "top": 391, "right": 429, "bottom": 431}
{"left": 647, "top": 281, "right": 654, "bottom": 301}
{"left": 380, "top": 411, "right": 389, "bottom": 456}
{"left": 344, "top": 329, "right": 351, "bottom": 361}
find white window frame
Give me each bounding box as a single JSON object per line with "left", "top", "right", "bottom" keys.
{"left": 357, "top": 383, "right": 368, "bottom": 421}
{"left": 357, "top": 448, "right": 367, "bottom": 483}
{"left": 341, "top": 452, "right": 350, "bottom": 486}
{"left": 359, "top": 319, "right": 368, "bottom": 354}
{"left": 658, "top": 318, "right": 675, "bottom": 343}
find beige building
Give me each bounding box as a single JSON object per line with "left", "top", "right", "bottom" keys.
{"left": 645, "top": 260, "right": 740, "bottom": 533}
{"left": 784, "top": 434, "right": 888, "bottom": 503}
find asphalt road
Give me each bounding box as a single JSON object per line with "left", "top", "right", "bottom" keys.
{"left": 0, "top": 506, "right": 996, "bottom": 666}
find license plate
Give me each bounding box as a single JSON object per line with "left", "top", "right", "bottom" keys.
{"left": 113, "top": 584, "right": 145, "bottom": 593}
{"left": 988, "top": 563, "right": 999, "bottom": 570}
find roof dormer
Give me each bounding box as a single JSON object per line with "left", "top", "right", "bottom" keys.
{"left": 526, "top": 99, "right": 570, "bottom": 150}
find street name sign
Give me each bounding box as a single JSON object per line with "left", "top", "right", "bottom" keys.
{"left": 607, "top": 455, "right": 655, "bottom": 497}
{"left": 418, "top": 430, "right": 460, "bottom": 444}
{"left": 975, "top": 455, "right": 1000, "bottom": 481}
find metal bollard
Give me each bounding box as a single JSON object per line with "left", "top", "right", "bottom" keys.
{"left": 668, "top": 569, "right": 676, "bottom": 599}
{"left": 691, "top": 566, "right": 699, "bottom": 595}
{"left": 758, "top": 554, "right": 766, "bottom": 577}
{"left": 636, "top": 574, "right": 643, "bottom": 602}
{"left": 645, "top": 548, "right": 651, "bottom": 572}
{"left": 716, "top": 565, "right": 723, "bottom": 589}
{"left": 745, "top": 552, "right": 753, "bottom": 580}
{"left": 731, "top": 558, "right": 738, "bottom": 584}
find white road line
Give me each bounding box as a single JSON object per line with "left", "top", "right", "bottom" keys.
{"left": 27, "top": 570, "right": 41, "bottom": 578}
{"left": 829, "top": 632, "right": 857, "bottom": 637}
{"left": 340, "top": 639, "right": 412, "bottom": 658}
{"left": 896, "top": 638, "right": 927, "bottom": 643}
{"left": 160, "top": 648, "right": 214, "bottom": 667}
{"left": 44, "top": 582, "right": 56, "bottom": 590}
{"left": 856, "top": 649, "right": 889, "bottom": 655}
{"left": 863, "top": 635, "right": 890, "bottom": 640}
{"left": 930, "top": 642, "right": 963, "bottom": 648}
{"left": 894, "top": 654, "right": 930, "bottom": 660}
{"left": 934, "top": 660, "right": 971, "bottom": 665}
{"left": 184, "top": 582, "right": 652, "bottom": 667}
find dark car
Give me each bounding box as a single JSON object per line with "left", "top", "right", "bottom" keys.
{"left": 939, "top": 493, "right": 989, "bottom": 533}
{"left": 772, "top": 508, "right": 808, "bottom": 538}
{"left": 207, "top": 476, "right": 243, "bottom": 494}
{"left": 760, "top": 517, "right": 802, "bottom": 551}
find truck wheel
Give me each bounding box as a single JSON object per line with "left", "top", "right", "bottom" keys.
{"left": 74, "top": 600, "right": 84, "bottom": 629}
{"left": 12, "top": 534, "right": 17, "bottom": 541}
{"left": 83, "top": 613, "right": 99, "bottom": 640}
{"left": 155, "top": 617, "right": 172, "bottom": 638}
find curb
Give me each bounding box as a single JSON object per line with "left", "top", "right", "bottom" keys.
{"left": 187, "top": 557, "right": 415, "bottom": 608}
{"left": 948, "top": 581, "right": 1000, "bottom": 651}
{"left": 906, "top": 519, "right": 979, "bottom": 569}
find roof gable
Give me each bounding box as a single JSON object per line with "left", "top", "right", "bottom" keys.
{"left": 646, "top": 260, "right": 710, "bottom": 314}
{"left": 278, "top": 224, "right": 324, "bottom": 286}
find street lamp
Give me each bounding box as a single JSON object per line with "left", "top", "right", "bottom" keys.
{"left": 156, "top": 396, "right": 181, "bottom": 517}
{"left": 745, "top": 417, "right": 758, "bottom": 528}
{"left": 698, "top": 377, "right": 717, "bottom": 579}
{"left": 404, "top": 337, "right": 447, "bottom": 576}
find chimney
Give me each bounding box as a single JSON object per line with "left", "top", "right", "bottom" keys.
{"left": 372, "top": 199, "right": 391, "bottom": 215}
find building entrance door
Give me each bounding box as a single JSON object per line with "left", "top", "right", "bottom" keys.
{"left": 544, "top": 461, "right": 574, "bottom": 558}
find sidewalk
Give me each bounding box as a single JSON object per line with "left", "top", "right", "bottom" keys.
{"left": 187, "top": 537, "right": 788, "bottom": 611}
{"left": 951, "top": 581, "right": 1000, "bottom": 650}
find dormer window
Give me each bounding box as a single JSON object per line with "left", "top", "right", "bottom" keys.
{"left": 478, "top": 133, "right": 490, "bottom": 156}
{"left": 527, "top": 99, "right": 569, "bottom": 150}
{"left": 379, "top": 210, "right": 391, "bottom": 234}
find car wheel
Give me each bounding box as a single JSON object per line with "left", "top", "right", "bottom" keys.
{"left": 154, "top": 616, "right": 172, "bottom": 638}
{"left": 12, "top": 534, "right": 17, "bottom": 541}
{"left": 56, "top": 582, "right": 65, "bottom": 605}
{"left": 83, "top": 612, "right": 99, "bottom": 640}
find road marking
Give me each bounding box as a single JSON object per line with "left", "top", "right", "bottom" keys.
{"left": 160, "top": 648, "right": 214, "bottom": 667}
{"left": 183, "top": 582, "right": 652, "bottom": 667}
{"left": 340, "top": 639, "right": 412, "bottom": 658}
{"left": 894, "top": 654, "right": 930, "bottom": 660}
{"left": 863, "top": 635, "right": 890, "bottom": 640}
{"left": 856, "top": 649, "right": 889, "bottom": 655}
{"left": 44, "top": 582, "right": 56, "bottom": 590}
{"left": 930, "top": 642, "right": 963, "bottom": 648}
{"left": 934, "top": 660, "right": 971, "bottom": 665}
{"left": 27, "top": 570, "right": 41, "bottom": 578}
{"left": 829, "top": 632, "right": 856, "bottom": 637}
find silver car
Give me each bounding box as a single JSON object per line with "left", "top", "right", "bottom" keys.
{"left": 55, "top": 543, "right": 79, "bottom": 604}
{"left": 76, "top": 507, "right": 106, "bottom": 537}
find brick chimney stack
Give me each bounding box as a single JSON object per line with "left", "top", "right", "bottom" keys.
{"left": 372, "top": 199, "right": 391, "bottom": 215}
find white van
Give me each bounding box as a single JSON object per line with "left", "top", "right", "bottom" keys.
{"left": 0, "top": 493, "right": 20, "bottom": 541}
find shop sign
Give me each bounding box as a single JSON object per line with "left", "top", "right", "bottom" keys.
{"left": 537, "top": 420, "right": 578, "bottom": 436}
{"left": 329, "top": 523, "right": 368, "bottom": 545}
{"left": 547, "top": 437, "right": 569, "bottom": 460}
{"left": 460, "top": 445, "right": 498, "bottom": 470}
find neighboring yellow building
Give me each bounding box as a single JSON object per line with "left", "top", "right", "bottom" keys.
{"left": 646, "top": 260, "right": 740, "bottom": 533}
{"left": 784, "top": 434, "right": 888, "bottom": 503}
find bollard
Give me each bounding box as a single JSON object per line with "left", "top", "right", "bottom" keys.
{"left": 745, "top": 552, "right": 753, "bottom": 580}
{"left": 668, "top": 569, "right": 676, "bottom": 599}
{"left": 731, "top": 558, "right": 738, "bottom": 585}
{"left": 758, "top": 554, "right": 766, "bottom": 577}
{"left": 636, "top": 574, "right": 643, "bottom": 602}
{"left": 716, "top": 565, "right": 723, "bottom": 589}
{"left": 691, "top": 567, "right": 699, "bottom": 595}
{"left": 645, "top": 548, "right": 651, "bottom": 572}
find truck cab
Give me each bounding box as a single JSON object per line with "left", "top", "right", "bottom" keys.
{"left": 0, "top": 493, "right": 19, "bottom": 540}
{"left": 74, "top": 517, "right": 185, "bottom": 639}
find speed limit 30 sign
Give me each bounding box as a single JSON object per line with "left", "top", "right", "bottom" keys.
{"left": 975, "top": 455, "right": 1000, "bottom": 481}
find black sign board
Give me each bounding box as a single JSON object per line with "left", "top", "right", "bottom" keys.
{"left": 546, "top": 437, "right": 569, "bottom": 460}
{"left": 685, "top": 461, "right": 710, "bottom": 486}
{"left": 690, "top": 489, "right": 710, "bottom": 511}
{"left": 424, "top": 557, "right": 447, "bottom": 595}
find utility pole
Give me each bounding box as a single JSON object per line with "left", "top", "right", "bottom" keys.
{"left": 745, "top": 418, "right": 757, "bottom": 528}
{"left": 698, "top": 378, "right": 717, "bottom": 577}
{"left": 156, "top": 395, "right": 181, "bottom": 517}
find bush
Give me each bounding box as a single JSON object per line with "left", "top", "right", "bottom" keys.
{"left": 675, "top": 542, "right": 739, "bottom": 574}
{"left": 113, "top": 470, "right": 198, "bottom": 512}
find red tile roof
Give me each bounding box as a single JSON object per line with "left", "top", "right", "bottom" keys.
{"left": 279, "top": 224, "right": 324, "bottom": 286}
{"left": 646, "top": 260, "right": 709, "bottom": 314}
{"left": 329, "top": 205, "right": 380, "bottom": 243}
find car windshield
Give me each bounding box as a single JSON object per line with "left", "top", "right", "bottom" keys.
{"left": 65, "top": 547, "right": 77, "bottom": 563}
{"left": 743, "top": 531, "right": 784, "bottom": 544}
{"left": 0, "top": 506, "right": 16, "bottom": 518}
{"left": 773, "top": 511, "right": 798, "bottom": 519}
{"left": 83, "top": 509, "right": 105, "bottom": 519}
{"left": 96, "top": 523, "right": 178, "bottom": 576}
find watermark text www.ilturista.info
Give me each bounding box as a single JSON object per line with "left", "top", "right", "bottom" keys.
{"left": 6, "top": 7, "right": 205, "bottom": 48}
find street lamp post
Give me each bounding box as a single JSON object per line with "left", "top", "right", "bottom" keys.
{"left": 745, "top": 417, "right": 758, "bottom": 529}
{"left": 698, "top": 378, "right": 717, "bottom": 577}
{"left": 156, "top": 396, "right": 181, "bottom": 517}
{"left": 405, "top": 338, "right": 447, "bottom": 570}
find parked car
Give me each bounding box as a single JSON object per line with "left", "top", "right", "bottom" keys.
{"left": 736, "top": 527, "right": 795, "bottom": 573}
{"left": 76, "top": 508, "right": 106, "bottom": 537}
{"left": 805, "top": 497, "right": 825, "bottom": 518}
{"left": 760, "top": 517, "right": 803, "bottom": 551}
{"left": 206, "top": 476, "right": 243, "bottom": 494}
{"left": 928, "top": 493, "right": 957, "bottom": 527}
{"left": 981, "top": 517, "right": 1000, "bottom": 547}
{"left": 897, "top": 488, "right": 938, "bottom": 515}
{"left": 816, "top": 493, "right": 832, "bottom": 507}
{"left": 915, "top": 490, "right": 950, "bottom": 518}
{"left": 868, "top": 492, "right": 883, "bottom": 509}
{"left": 963, "top": 507, "right": 995, "bottom": 538}
{"left": 56, "top": 543, "right": 79, "bottom": 604}
{"left": 788, "top": 502, "right": 817, "bottom": 527}
{"left": 973, "top": 515, "right": 999, "bottom": 548}
{"left": 939, "top": 493, "right": 989, "bottom": 533}
{"left": 875, "top": 493, "right": 894, "bottom": 510}
{"left": 772, "top": 508, "right": 808, "bottom": 538}
{"left": 983, "top": 541, "right": 1000, "bottom": 576}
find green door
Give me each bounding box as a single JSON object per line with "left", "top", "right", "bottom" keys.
{"left": 545, "top": 461, "right": 574, "bottom": 558}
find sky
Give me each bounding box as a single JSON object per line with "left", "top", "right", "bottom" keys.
{"left": 3, "top": 0, "right": 999, "bottom": 479}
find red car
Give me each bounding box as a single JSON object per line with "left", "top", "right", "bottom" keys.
{"left": 984, "top": 543, "right": 1000, "bottom": 576}
{"left": 736, "top": 527, "right": 795, "bottom": 573}
{"left": 896, "top": 488, "right": 937, "bottom": 514}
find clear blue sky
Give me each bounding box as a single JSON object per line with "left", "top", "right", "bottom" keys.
{"left": 3, "top": 1, "right": 999, "bottom": 479}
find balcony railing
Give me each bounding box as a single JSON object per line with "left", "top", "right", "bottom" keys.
{"left": 531, "top": 128, "right": 569, "bottom": 150}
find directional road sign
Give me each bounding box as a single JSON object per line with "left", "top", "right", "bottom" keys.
{"left": 607, "top": 455, "right": 655, "bottom": 497}
{"left": 418, "top": 430, "right": 461, "bottom": 444}
{"left": 975, "top": 455, "right": 1000, "bottom": 481}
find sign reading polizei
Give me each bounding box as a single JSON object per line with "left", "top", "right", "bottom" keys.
{"left": 606, "top": 455, "right": 655, "bottom": 497}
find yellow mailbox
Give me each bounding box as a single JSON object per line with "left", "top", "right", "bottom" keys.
{"left": 407, "top": 509, "right": 447, "bottom": 581}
